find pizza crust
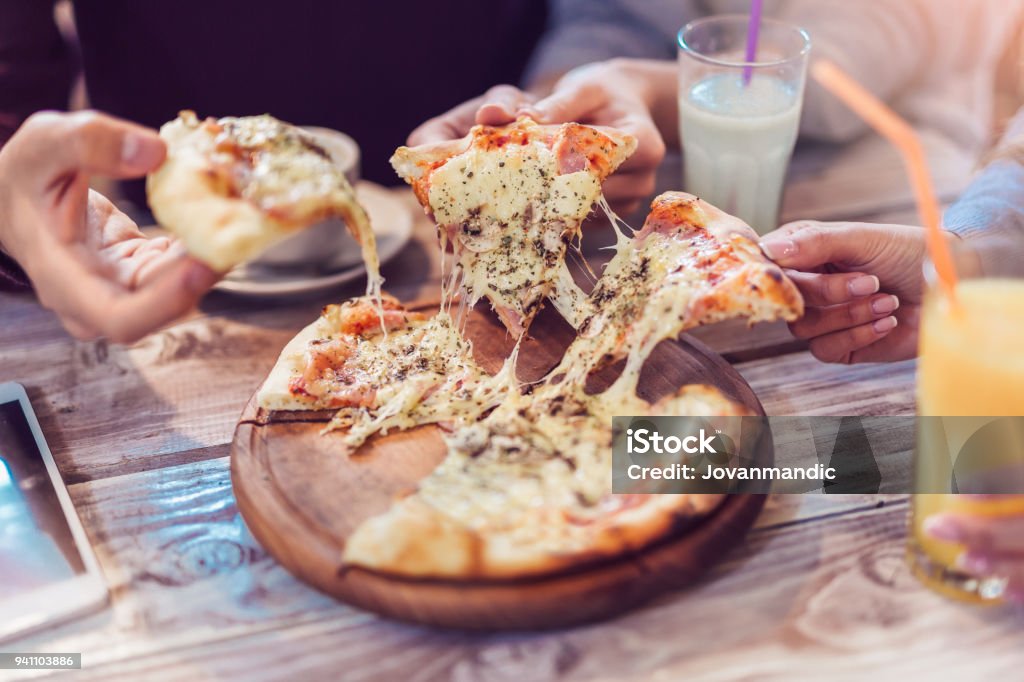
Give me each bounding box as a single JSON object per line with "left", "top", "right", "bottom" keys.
{"left": 257, "top": 315, "right": 336, "bottom": 412}
{"left": 148, "top": 112, "right": 379, "bottom": 278}
{"left": 343, "top": 492, "right": 725, "bottom": 580}
{"left": 147, "top": 125, "right": 289, "bottom": 273}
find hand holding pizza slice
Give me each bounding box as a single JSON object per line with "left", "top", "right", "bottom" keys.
{"left": 391, "top": 117, "right": 636, "bottom": 337}
{"left": 147, "top": 111, "right": 381, "bottom": 290}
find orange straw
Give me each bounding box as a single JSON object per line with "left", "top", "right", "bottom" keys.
{"left": 811, "top": 59, "right": 958, "bottom": 302}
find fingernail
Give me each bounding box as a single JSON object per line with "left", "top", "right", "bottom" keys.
{"left": 122, "top": 132, "right": 165, "bottom": 169}
{"left": 924, "top": 515, "right": 964, "bottom": 542}
{"left": 185, "top": 261, "right": 219, "bottom": 294}
{"left": 872, "top": 316, "right": 897, "bottom": 333}
{"left": 955, "top": 552, "right": 992, "bottom": 574}
{"left": 479, "top": 102, "right": 512, "bottom": 117}
{"left": 521, "top": 106, "right": 541, "bottom": 119}
{"left": 760, "top": 239, "right": 797, "bottom": 260}
{"left": 848, "top": 275, "right": 880, "bottom": 297}
{"left": 871, "top": 295, "right": 900, "bottom": 315}
{"left": 521, "top": 105, "right": 545, "bottom": 122}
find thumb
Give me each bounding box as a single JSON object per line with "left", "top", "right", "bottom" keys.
{"left": 22, "top": 110, "right": 166, "bottom": 184}
{"left": 475, "top": 85, "right": 531, "bottom": 126}
{"left": 759, "top": 221, "right": 867, "bottom": 270}
{"left": 529, "top": 80, "right": 607, "bottom": 124}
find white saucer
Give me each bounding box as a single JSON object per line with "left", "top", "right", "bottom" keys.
{"left": 215, "top": 182, "right": 414, "bottom": 298}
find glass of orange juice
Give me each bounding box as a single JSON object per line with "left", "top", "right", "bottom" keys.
{"left": 909, "top": 243, "right": 1024, "bottom": 602}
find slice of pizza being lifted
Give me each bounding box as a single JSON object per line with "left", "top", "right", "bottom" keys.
{"left": 148, "top": 111, "right": 381, "bottom": 297}
{"left": 391, "top": 117, "right": 636, "bottom": 337}
{"left": 555, "top": 191, "right": 804, "bottom": 393}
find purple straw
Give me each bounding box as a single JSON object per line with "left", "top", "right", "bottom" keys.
{"left": 742, "top": 0, "right": 764, "bottom": 85}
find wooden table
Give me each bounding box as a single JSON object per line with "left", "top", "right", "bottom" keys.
{"left": 3, "top": 133, "right": 1022, "bottom": 681}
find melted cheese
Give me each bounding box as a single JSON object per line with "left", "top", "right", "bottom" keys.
{"left": 426, "top": 135, "right": 599, "bottom": 334}
{"left": 428, "top": 143, "right": 598, "bottom": 227}
{"left": 323, "top": 312, "right": 511, "bottom": 448}
{"left": 270, "top": 180, "right": 801, "bottom": 575}
{"left": 170, "top": 111, "right": 384, "bottom": 305}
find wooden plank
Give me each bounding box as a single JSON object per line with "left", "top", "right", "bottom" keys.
{"left": 4, "top": 457, "right": 900, "bottom": 674}
{"left": 687, "top": 320, "right": 803, "bottom": 362}
{"left": 738, "top": 353, "right": 918, "bottom": 417}
{"left": 34, "top": 476, "right": 1023, "bottom": 681}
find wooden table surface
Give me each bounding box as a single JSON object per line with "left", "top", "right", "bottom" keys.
{"left": 3, "top": 133, "right": 1023, "bottom": 681}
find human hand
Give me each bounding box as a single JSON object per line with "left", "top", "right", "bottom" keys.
{"left": 408, "top": 59, "right": 666, "bottom": 214}
{"left": 0, "top": 111, "right": 219, "bottom": 344}
{"left": 759, "top": 220, "right": 939, "bottom": 364}
{"left": 925, "top": 503, "right": 1024, "bottom": 603}
{"left": 408, "top": 84, "right": 540, "bottom": 147}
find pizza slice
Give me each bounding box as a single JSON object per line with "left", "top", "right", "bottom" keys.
{"left": 390, "top": 117, "right": 637, "bottom": 337}
{"left": 341, "top": 380, "right": 749, "bottom": 580}
{"left": 258, "top": 294, "right": 508, "bottom": 448}
{"left": 148, "top": 111, "right": 381, "bottom": 293}
{"left": 258, "top": 294, "right": 430, "bottom": 412}
{"left": 556, "top": 191, "right": 804, "bottom": 391}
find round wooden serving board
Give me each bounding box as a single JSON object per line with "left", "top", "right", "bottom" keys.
{"left": 231, "top": 305, "right": 771, "bottom": 630}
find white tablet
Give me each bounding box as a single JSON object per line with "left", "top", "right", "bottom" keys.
{"left": 0, "top": 382, "right": 108, "bottom": 642}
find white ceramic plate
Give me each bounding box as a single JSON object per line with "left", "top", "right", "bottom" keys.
{"left": 214, "top": 181, "right": 414, "bottom": 298}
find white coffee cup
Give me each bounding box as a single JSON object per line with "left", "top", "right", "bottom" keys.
{"left": 249, "top": 127, "right": 363, "bottom": 269}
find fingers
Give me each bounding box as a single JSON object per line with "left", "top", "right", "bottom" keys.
{"left": 927, "top": 510, "right": 1024, "bottom": 602}
{"left": 476, "top": 85, "right": 532, "bottom": 126}
{"left": 87, "top": 189, "right": 146, "bottom": 247}
{"left": 955, "top": 550, "right": 1024, "bottom": 603}
{"left": 33, "top": 245, "right": 218, "bottom": 344}
{"left": 805, "top": 316, "right": 898, "bottom": 364}
{"left": 785, "top": 270, "right": 879, "bottom": 306}
{"left": 16, "top": 110, "right": 165, "bottom": 185}
{"left": 925, "top": 511, "right": 1024, "bottom": 554}
{"left": 530, "top": 80, "right": 608, "bottom": 124}
{"left": 97, "top": 258, "right": 219, "bottom": 344}
{"left": 107, "top": 236, "right": 175, "bottom": 289}
{"left": 408, "top": 86, "right": 532, "bottom": 146}
{"left": 760, "top": 220, "right": 877, "bottom": 270}
{"left": 790, "top": 294, "right": 899, "bottom": 340}
{"left": 407, "top": 99, "right": 479, "bottom": 146}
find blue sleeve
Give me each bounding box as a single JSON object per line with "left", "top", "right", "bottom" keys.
{"left": 943, "top": 158, "right": 1024, "bottom": 277}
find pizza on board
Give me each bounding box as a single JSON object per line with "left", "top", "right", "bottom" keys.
{"left": 334, "top": 192, "right": 802, "bottom": 580}
{"left": 147, "top": 111, "right": 381, "bottom": 291}
{"left": 255, "top": 158, "right": 804, "bottom": 580}
{"left": 391, "top": 117, "right": 637, "bottom": 336}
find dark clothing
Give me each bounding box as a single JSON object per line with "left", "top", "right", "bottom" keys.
{"left": 1, "top": 0, "right": 548, "bottom": 186}
{"left": 0, "top": 250, "right": 29, "bottom": 291}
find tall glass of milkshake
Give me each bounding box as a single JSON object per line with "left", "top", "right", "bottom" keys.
{"left": 677, "top": 15, "right": 810, "bottom": 235}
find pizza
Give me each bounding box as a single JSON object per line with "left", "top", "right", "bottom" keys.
{"left": 257, "top": 293, "right": 513, "bottom": 450}
{"left": 556, "top": 191, "right": 803, "bottom": 392}
{"left": 147, "top": 111, "right": 381, "bottom": 290}
{"left": 256, "top": 168, "right": 804, "bottom": 579}
{"left": 391, "top": 117, "right": 636, "bottom": 336}
{"left": 342, "top": 382, "right": 748, "bottom": 579}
